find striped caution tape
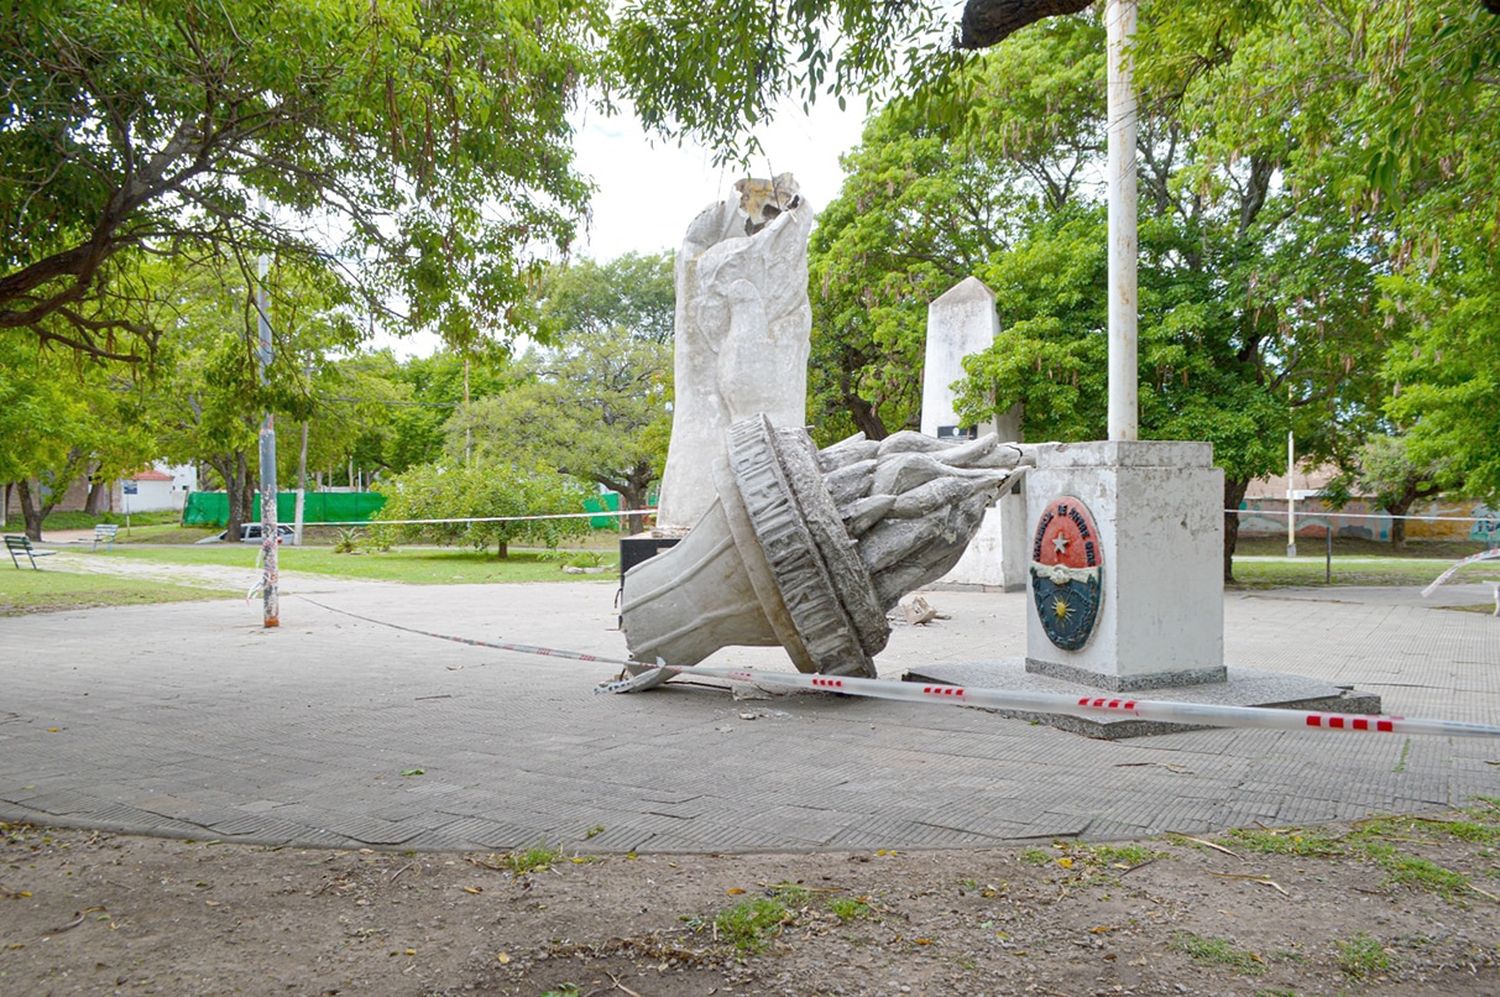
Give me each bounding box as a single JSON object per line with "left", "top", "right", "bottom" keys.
{"left": 601, "top": 663, "right": 1500, "bottom": 739}
{"left": 296, "top": 596, "right": 1500, "bottom": 738}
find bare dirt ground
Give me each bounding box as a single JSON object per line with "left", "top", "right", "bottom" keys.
{"left": 4, "top": 804, "right": 1499, "bottom": 996}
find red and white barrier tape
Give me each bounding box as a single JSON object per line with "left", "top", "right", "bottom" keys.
{"left": 296, "top": 597, "right": 1499, "bottom": 738}
{"left": 1422, "top": 548, "right": 1500, "bottom": 597}
{"left": 600, "top": 663, "right": 1500, "bottom": 739}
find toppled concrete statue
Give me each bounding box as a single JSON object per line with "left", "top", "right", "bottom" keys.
{"left": 654, "top": 174, "right": 813, "bottom": 531}
{"left": 621, "top": 416, "right": 1033, "bottom": 677}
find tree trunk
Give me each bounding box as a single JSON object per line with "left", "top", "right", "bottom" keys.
{"left": 843, "top": 391, "right": 889, "bottom": 440}
{"left": 16, "top": 480, "right": 45, "bottom": 541}
{"left": 240, "top": 454, "right": 255, "bottom": 538}
{"left": 1385, "top": 491, "right": 1419, "bottom": 550}
{"left": 1223, "top": 477, "right": 1249, "bottom": 583}
{"left": 620, "top": 483, "right": 648, "bottom": 536}
{"left": 496, "top": 540, "right": 508, "bottom": 559}
{"left": 223, "top": 454, "right": 249, "bottom": 542}
{"left": 84, "top": 466, "right": 111, "bottom": 515}
{"left": 17, "top": 451, "right": 84, "bottom": 540}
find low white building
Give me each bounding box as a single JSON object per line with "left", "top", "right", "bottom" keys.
{"left": 116, "top": 464, "right": 197, "bottom": 513}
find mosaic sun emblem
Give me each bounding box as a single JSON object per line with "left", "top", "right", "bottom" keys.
{"left": 1030, "top": 496, "right": 1103, "bottom": 651}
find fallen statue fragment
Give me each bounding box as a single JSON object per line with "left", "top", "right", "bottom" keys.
{"left": 620, "top": 415, "right": 1032, "bottom": 678}
{"left": 597, "top": 663, "right": 1500, "bottom": 739}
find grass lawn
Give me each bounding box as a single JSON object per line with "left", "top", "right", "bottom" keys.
{"left": 0, "top": 567, "right": 234, "bottom": 616}
{"left": 108, "top": 523, "right": 218, "bottom": 544}
{"left": 3, "top": 509, "right": 183, "bottom": 532}
{"left": 85, "top": 544, "right": 620, "bottom": 584}
{"left": 1231, "top": 553, "right": 1499, "bottom": 588}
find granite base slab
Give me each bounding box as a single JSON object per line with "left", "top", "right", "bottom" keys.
{"left": 901, "top": 658, "right": 1382, "bottom": 740}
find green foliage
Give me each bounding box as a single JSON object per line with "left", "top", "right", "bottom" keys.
{"left": 607, "top": 0, "right": 960, "bottom": 163}
{"left": 502, "top": 843, "right": 563, "bottom": 876}
{"left": 826, "top": 897, "right": 872, "bottom": 922}
{"left": 332, "top": 529, "right": 362, "bottom": 555}
{"left": 1089, "top": 844, "right": 1164, "bottom": 867}
{"left": 1335, "top": 934, "right": 1390, "bottom": 980}
{"left": 713, "top": 897, "right": 791, "bottom": 954}
{"left": 1223, "top": 828, "right": 1344, "bottom": 858}
{"left": 809, "top": 14, "right": 1383, "bottom": 583}
{"left": 2, "top": 0, "right": 603, "bottom": 359}
{"left": 1140, "top": 1, "right": 1500, "bottom": 499}
{"left": 1382, "top": 255, "right": 1500, "bottom": 501}
{"left": 1169, "top": 931, "right": 1266, "bottom": 975}
{"left": 807, "top": 18, "right": 1103, "bottom": 443}
{"left": 535, "top": 252, "right": 676, "bottom": 345}
{"left": 371, "top": 460, "right": 588, "bottom": 557}
{"left": 1019, "top": 848, "right": 1051, "bottom": 866}
{"left": 453, "top": 253, "right": 674, "bottom": 519}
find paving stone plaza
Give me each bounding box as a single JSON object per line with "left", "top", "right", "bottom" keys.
{"left": 3, "top": 579, "right": 1496, "bottom": 853}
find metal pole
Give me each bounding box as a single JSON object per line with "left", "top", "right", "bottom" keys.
{"left": 1286, "top": 429, "right": 1297, "bottom": 557}
{"left": 257, "top": 253, "right": 279, "bottom": 628}
{"left": 293, "top": 420, "right": 308, "bottom": 546}
{"left": 1325, "top": 522, "right": 1332, "bottom": 584}
{"left": 1106, "top": 0, "right": 1138, "bottom": 442}
{"left": 463, "top": 357, "right": 472, "bottom": 466}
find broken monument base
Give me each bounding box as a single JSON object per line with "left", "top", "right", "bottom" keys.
{"left": 901, "top": 658, "right": 1381, "bottom": 740}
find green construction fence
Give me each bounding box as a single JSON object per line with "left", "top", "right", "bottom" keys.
{"left": 183, "top": 491, "right": 386, "bottom": 527}
{"left": 185, "top": 489, "right": 642, "bottom": 528}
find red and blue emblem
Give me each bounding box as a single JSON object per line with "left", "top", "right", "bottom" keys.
{"left": 1030, "top": 496, "right": 1103, "bottom": 651}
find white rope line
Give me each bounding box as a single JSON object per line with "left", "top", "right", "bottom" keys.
{"left": 1225, "top": 509, "right": 1498, "bottom": 524}
{"left": 299, "top": 509, "right": 658, "bottom": 527}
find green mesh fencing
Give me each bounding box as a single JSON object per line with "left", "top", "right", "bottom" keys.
{"left": 182, "top": 491, "right": 386, "bottom": 527}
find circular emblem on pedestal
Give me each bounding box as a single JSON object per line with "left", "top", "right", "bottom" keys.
{"left": 1030, "top": 496, "right": 1103, "bottom": 651}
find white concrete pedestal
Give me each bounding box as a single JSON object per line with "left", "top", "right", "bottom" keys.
{"left": 922, "top": 276, "right": 1027, "bottom": 591}
{"left": 1025, "top": 441, "right": 1225, "bottom": 690}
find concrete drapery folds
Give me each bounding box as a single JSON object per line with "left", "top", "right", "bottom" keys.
{"left": 621, "top": 416, "right": 1034, "bottom": 677}
{"left": 654, "top": 175, "right": 814, "bottom": 531}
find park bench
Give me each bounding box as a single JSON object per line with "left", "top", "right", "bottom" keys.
{"left": 5, "top": 534, "right": 56, "bottom": 570}
{"left": 93, "top": 523, "right": 119, "bottom": 551}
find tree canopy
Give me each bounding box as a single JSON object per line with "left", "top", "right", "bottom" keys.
{"left": 1, "top": 0, "right": 603, "bottom": 360}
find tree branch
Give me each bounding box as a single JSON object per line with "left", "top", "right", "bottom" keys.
{"left": 958, "top": 0, "right": 1094, "bottom": 50}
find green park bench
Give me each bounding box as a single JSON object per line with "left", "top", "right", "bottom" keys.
{"left": 93, "top": 523, "right": 119, "bottom": 551}
{"left": 5, "top": 534, "right": 57, "bottom": 570}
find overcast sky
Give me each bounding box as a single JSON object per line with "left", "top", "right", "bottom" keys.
{"left": 376, "top": 96, "right": 871, "bottom": 358}
{"left": 571, "top": 96, "right": 871, "bottom": 261}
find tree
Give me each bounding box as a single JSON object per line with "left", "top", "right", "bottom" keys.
{"left": 145, "top": 253, "right": 361, "bottom": 540}
{"left": 607, "top": 0, "right": 1096, "bottom": 159}
{"left": 0, "top": 335, "right": 158, "bottom": 538}
{"left": 808, "top": 17, "right": 1387, "bottom": 580}
{"left": 808, "top": 19, "right": 1103, "bottom": 443}
{"left": 371, "top": 460, "right": 588, "bottom": 558}
{"left": 453, "top": 253, "right": 675, "bottom": 532}
{"left": 1138, "top": 1, "right": 1500, "bottom": 500}
{"left": 2, "top": 0, "right": 601, "bottom": 360}
{"left": 1337, "top": 434, "right": 1457, "bottom": 549}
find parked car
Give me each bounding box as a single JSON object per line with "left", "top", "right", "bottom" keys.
{"left": 195, "top": 523, "right": 295, "bottom": 544}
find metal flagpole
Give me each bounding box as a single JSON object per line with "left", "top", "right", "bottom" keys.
{"left": 1106, "top": 0, "right": 1139, "bottom": 442}
{"left": 257, "top": 251, "right": 279, "bottom": 628}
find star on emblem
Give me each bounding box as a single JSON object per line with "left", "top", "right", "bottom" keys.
{"left": 1052, "top": 533, "right": 1070, "bottom": 554}
{"left": 1052, "top": 597, "right": 1070, "bottom": 622}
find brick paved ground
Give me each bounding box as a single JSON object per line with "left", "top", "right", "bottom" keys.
{"left": 2, "top": 577, "right": 1496, "bottom": 853}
